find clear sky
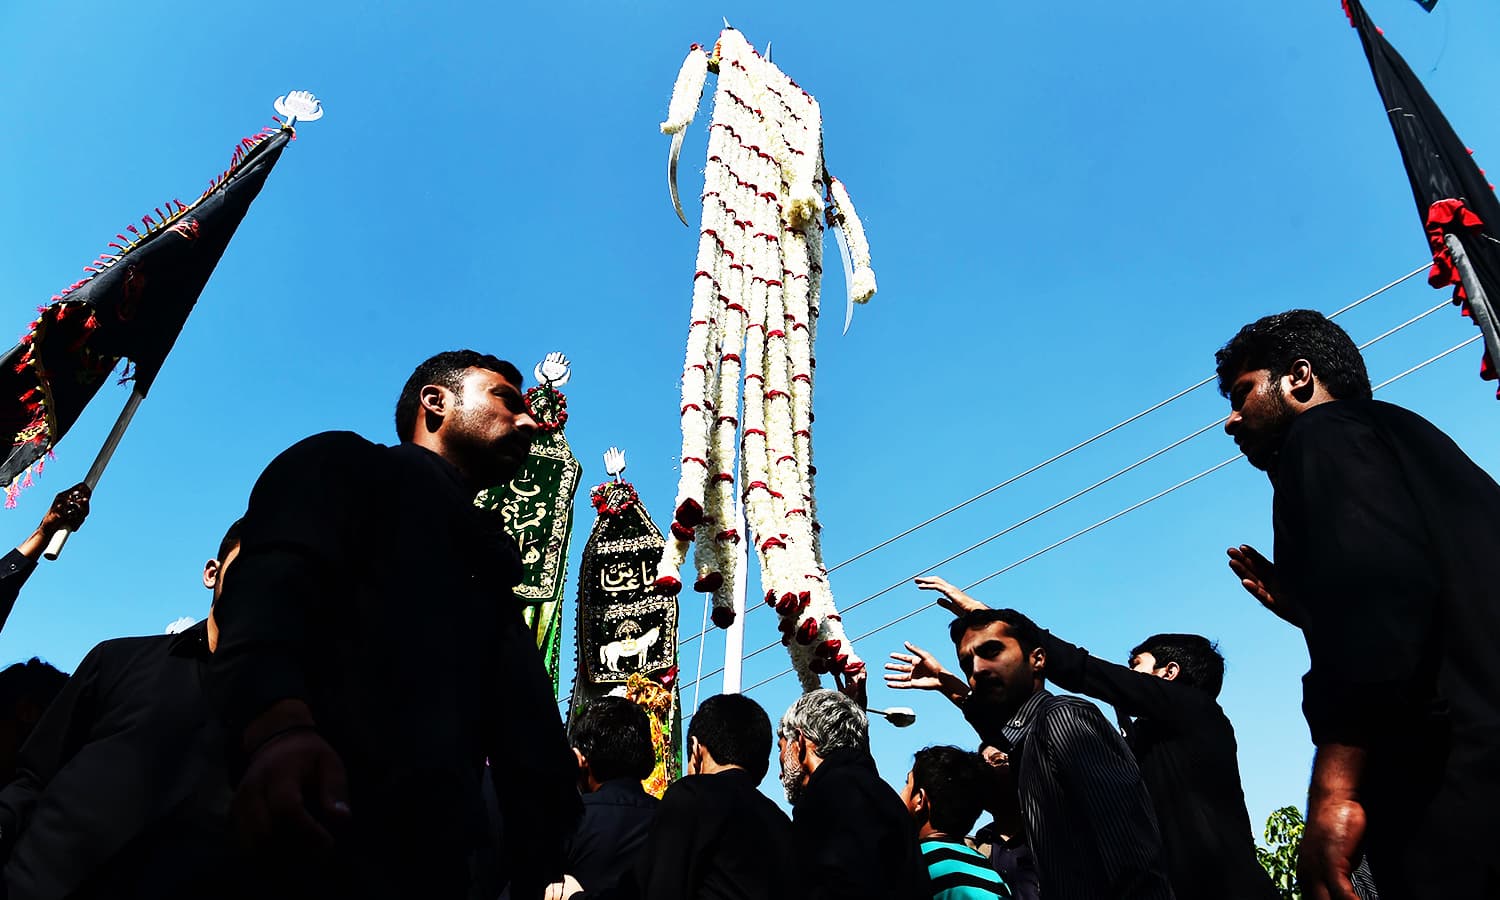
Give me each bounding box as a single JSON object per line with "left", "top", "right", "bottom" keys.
{"left": 2, "top": 0, "right": 1498, "bottom": 836}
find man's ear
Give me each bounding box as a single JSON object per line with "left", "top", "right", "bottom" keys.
{"left": 913, "top": 786, "right": 929, "bottom": 817}
{"left": 1029, "top": 645, "right": 1047, "bottom": 674}
{"left": 1160, "top": 661, "right": 1181, "bottom": 682}
{"left": 573, "top": 748, "right": 587, "bottom": 771}
{"left": 1286, "top": 359, "right": 1316, "bottom": 400}
{"left": 202, "top": 559, "right": 221, "bottom": 592}
{"left": 418, "top": 384, "right": 449, "bottom": 432}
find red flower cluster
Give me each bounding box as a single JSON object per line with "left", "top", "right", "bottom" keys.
{"left": 590, "top": 481, "right": 638, "bottom": 516}
{"left": 524, "top": 384, "right": 569, "bottom": 433}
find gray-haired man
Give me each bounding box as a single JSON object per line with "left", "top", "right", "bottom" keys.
{"left": 778, "top": 690, "right": 928, "bottom": 900}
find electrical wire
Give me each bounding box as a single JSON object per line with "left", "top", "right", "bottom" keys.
{"left": 671, "top": 265, "right": 1430, "bottom": 656}
{"left": 679, "top": 330, "right": 1479, "bottom": 715}
{"left": 669, "top": 286, "right": 1445, "bottom": 683}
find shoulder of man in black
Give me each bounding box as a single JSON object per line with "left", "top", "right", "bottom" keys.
{"left": 795, "top": 750, "right": 927, "bottom": 900}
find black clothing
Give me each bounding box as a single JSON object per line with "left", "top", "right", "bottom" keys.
{"left": 207, "top": 433, "right": 580, "bottom": 900}
{"left": 629, "top": 769, "right": 795, "bottom": 900}
{"left": 1272, "top": 399, "right": 1500, "bottom": 896}
{"left": 973, "top": 824, "right": 1039, "bottom": 900}
{"left": 0, "top": 549, "right": 37, "bottom": 635}
{"left": 0, "top": 621, "right": 236, "bottom": 900}
{"left": 792, "top": 747, "right": 928, "bottom": 900}
{"left": 565, "top": 778, "right": 657, "bottom": 896}
{"left": 965, "top": 689, "right": 1174, "bottom": 900}
{"left": 1039, "top": 632, "right": 1277, "bottom": 900}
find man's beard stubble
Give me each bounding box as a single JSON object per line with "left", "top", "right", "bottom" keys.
{"left": 780, "top": 754, "right": 806, "bottom": 805}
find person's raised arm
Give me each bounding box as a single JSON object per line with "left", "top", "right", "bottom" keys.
{"left": 1034, "top": 630, "right": 1205, "bottom": 725}
{"left": 0, "top": 484, "right": 90, "bottom": 634}
{"left": 884, "top": 641, "right": 970, "bottom": 707}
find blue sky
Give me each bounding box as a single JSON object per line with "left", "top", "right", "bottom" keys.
{"left": 2, "top": 0, "right": 1498, "bottom": 835}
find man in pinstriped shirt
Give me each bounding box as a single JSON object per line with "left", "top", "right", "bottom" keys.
{"left": 949, "top": 608, "right": 1174, "bottom": 900}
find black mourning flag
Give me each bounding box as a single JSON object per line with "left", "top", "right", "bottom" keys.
{"left": 1345, "top": 0, "right": 1500, "bottom": 394}
{"left": 0, "top": 125, "right": 291, "bottom": 493}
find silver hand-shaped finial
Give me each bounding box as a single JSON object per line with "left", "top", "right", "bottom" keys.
{"left": 534, "top": 352, "right": 571, "bottom": 387}
{"left": 603, "top": 447, "right": 627, "bottom": 479}
{"left": 274, "top": 90, "right": 325, "bottom": 127}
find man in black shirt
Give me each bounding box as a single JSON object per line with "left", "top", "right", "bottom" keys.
{"left": 0, "top": 483, "right": 90, "bottom": 635}
{"left": 555, "top": 697, "right": 657, "bottom": 898}
{"left": 208, "top": 350, "right": 580, "bottom": 900}
{"left": 778, "top": 689, "right": 929, "bottom": 900}
{"left": 942, "top": 608, "right": 1173, "bottom": 900}
{"left": 0, "top": 519, "right": 243, "bottom": 899}
{"left": 587, "top": 693, "right": 795, "bottom": 900}
{"left": 1218, "top": 310, "right": 1500, "bottom": 899}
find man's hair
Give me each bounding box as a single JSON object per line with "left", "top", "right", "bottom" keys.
{"left": 1214, "top": 310, "right": 1372, "bottom": 401}
{"left": 218, "top": 518, "right": 245, "bottom": 563}
{"left": 911, "top": 745, "right": 991, "bottom": 836}
{"left": 0, "top": 658, "right": 67, "bottom": 712}
{"left": 687, "top": 693, "right": 775, "bottom": 784}
{"left": 570, "top": 696, "right": 655, "bottom": 783}
{"left": 394, "top": 350, "right": 524, "bottom": 440}
{"left": 778, "top": 689, "right": 868, "bottom": 756}
{"left": 1130, "top": 633, "right": 1226, "bottom": 698}
{"left": 948, "top": 608, "right": 1043, "bottom": 657}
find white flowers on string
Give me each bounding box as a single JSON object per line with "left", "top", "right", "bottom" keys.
{"left": 658, "top": 28, "right": 877, "bottom": 692}
{"left": 661, "top": 46, "right": 711, "bottom": 135}
{"left": 829, "top": 178, "right": 876, "bottom": 303}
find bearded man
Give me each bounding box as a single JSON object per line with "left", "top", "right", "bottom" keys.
{"left": 209, "top": 350, "right": 580, "bottom": 900}
{"left": 777, "top": 689, "right": 928, "bottom": 900}
{"left": 1219, "top": 310, "right": 1500, "bottom": 899}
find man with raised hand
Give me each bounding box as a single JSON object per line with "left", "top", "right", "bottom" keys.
{"left": 934, "top": 608, "right": 1173, "bottom": 900}
{"left": 209, "top": 350, "right": 580, "bottom": 900}
{"left": 1217, "top": 310, "right": 1500, "bottom": 899}
{"left": 888, "top": 577, "right": 1273, "bottom": 900}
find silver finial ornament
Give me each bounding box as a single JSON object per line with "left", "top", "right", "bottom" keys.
{"left": 534, "top": 351, "right": 572, "bottom": 388}
{"left": 274, "top": 90, "right": 325, "bottom": 127}
{"left": 604, "top": 447, "right": 627, "bottom": 479}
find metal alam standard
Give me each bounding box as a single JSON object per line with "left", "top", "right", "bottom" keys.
{"left": 1343, "top": 0, "right": 1500, "bottom": 394}
{"left": 569, "top": 449, "right": 682, "bottom": 796}
{"left": 0, "top": 92, "right": 318, "bottom": 556}
{"left": 654, "top": 28, "right": 877, "bottom": 694}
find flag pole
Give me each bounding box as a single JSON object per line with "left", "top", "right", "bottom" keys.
{"left": 43, "top": 388, "right": 144, "bottom": 560}
{"left": 722, "top": 498, "right": 748, "bottom": 693}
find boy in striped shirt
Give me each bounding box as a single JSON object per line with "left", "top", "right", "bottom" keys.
{"left": 900, "top": 745, "right": 1013, "bottom": 900}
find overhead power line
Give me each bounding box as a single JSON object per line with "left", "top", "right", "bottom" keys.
{"left": 670, "top": 284, "right": 1444, "bottom": 665}
{"left": 678, "top": 330, "right": 1479, "bottom": 717}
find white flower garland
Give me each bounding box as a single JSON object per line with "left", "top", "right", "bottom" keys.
{"left": 829, "top": 177, "right": 876, "bottom": 303}
{"left": 660, "top": 45, "right": 710, "bottom": 135}
{"left": 659, "top": 28, "right": 874, "bottom": 691}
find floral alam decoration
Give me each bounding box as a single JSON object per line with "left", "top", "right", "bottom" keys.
{"left": 654, "top": 29, "right": 877, "bottom": 692}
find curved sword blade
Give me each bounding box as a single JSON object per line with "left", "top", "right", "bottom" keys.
{"left": 668, "top": 129, "right": 688, "bottom": 227}
{"left": 832, "top": 218, "right": 857, "bottom": 334}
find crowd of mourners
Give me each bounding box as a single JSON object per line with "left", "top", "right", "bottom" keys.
{"left": 0, "top": 308, "right": 1491, "bottom": 900}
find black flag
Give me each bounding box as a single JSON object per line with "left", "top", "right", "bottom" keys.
{"left": 1345, "top": 0, "right": 1500, "bottom": 394}
{"left": 0, "top": 124, "right": 292, "bottom": 496}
